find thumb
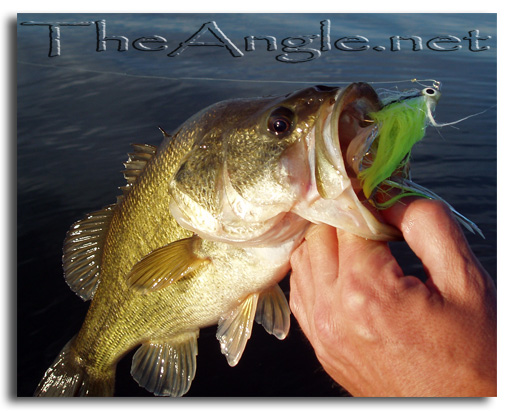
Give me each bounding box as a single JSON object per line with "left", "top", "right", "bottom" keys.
{"left": 380, "top": 198, "right": 484, "bottom": 299}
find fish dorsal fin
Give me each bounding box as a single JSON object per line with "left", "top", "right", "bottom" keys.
{"left": 62, "top": 205, "right": 116, "bottom": 301}
{"left": 119, "top": 143, "right": 158, "bottom": 198}
{"left": 255, "top": 284, "right": 291, "bottom": 340}
{"left": 131, "top": 330, "right": 199, "bottom": 397}
{"left": 217, "top": 293, "right": 259, "bottom": 367}
{"left": 127, "top": 236, "right": 209, "bottom": 293}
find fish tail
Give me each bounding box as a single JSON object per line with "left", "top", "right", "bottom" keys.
{"left": 34, "top": 338, "right": 115, "bottom": 397}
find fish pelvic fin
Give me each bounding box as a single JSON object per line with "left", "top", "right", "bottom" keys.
{"left": 127, "top": 235, "right": 210, "bottom": 293}
{"left": 256, "top": 284, "right": 291, "bottom": 340}
{"left": 216, "top": 286, "right": 291, "bottom": 367}
{"left": 217, "top": 293, "right": 259, "bottom": 367}
{"left": 34, "top": 338, "right": 115, "bottom": 397}
{"left": 131, "top": 331, "right": 199, "bottom": 397}
{"left": 63, "top": 205, "right": 116, "bottom": 301}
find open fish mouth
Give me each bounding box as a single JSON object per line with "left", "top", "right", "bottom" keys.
{"left": 291, "top": 83, "right": 403, "bottom": 241}
{"left": 314, "top": 81, "right": 483, "bottom": 238}
{"left": 311, "top": 82, "right": 386, "bottom": 202}
{"left": 317, "top": 83, "right": 441, "bottom": 205}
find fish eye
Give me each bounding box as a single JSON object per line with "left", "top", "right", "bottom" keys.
{"left": 267, "top": 107, "right": 294, "bottom": 137}
{"left": 423, "top": 88, "right": 436, "bottom": 96}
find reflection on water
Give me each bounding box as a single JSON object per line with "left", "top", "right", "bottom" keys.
{"left": 17, "top": 13, "right": 496, "bottom": 396}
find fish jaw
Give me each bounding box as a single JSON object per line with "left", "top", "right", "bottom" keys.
{"left": 290, "top": 83, "right": 402, "bottom": 241}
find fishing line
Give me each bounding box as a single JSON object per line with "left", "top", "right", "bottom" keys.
{"left": 18, "top": 60, "right": 437, "bottom": 86}
{"left": 20, "top": 60, "right": 494, "bottom": 128}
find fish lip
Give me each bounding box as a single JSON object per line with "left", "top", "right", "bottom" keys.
{"left": 310, "top": 87, "right": 360, "bottom": 177}
{"left": 316, "top": 87, "right": 362, "bottom": 178}
{"left": 331, "top": 87, "right": 354, "bottom": 154}
{"left": 309, "top": 87, "right": 359, "bottom": 201}
{"left": 322, "top": 87, "right": 347, "bottom": 164}
{"left": 331, "top": 87, "right": 349, "bottom": 121}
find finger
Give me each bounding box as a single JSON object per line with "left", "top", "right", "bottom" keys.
{"left": 290, "top": 225, "right": 339, "bottom": 339}
{"left": 381, "top": 198, "right": 487, "bottom": 298}
{"left": 336, "top": 229, "right": 403, "bottom": 285}
{"left": 304, "top": 224, "right": 339, "bottom": 284}
{"left": 289, "top": 241, "right": 315, "bottom": 336}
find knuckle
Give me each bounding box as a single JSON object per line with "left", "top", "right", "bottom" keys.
{"left": 313, "top": 301, "right": 339, "bottom": 344}
{"left": 340, "top": 287, "right": 381, "bottom": 342}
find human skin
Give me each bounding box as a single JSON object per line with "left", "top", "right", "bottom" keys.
{"left": 289, "top": 198, "right": 497, "bottom": 397}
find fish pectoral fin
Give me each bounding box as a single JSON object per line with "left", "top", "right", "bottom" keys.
{"left": 127, "top": 236, "right": 209, "bottom": 293}
{"left": 216, "top": 293, "right": 259, "bottom": 367}
{"left": 255, "top": 284, "right": 291, "bottom": 340}
{"left": 131, "top": 331, "right": 199, "bottom": 397}
{"left": 63, "top": 205, "right": 116, "bottom": 301}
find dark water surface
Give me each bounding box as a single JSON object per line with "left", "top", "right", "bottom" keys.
{"left": 17, "top": 13, "right": 496, "bottom": 397}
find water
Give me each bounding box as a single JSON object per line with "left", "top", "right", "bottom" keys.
{"left": 17, "top": 13, "right": 496, "bottom": 397}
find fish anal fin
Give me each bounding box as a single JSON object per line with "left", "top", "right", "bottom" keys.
{"left": 131, "top": 331, "right": 199, "bottom": 397}
{"left": 256, "top": 284, "right": 291, "bottom": 340}
{"left": 216, "top": 293, "right": 259, "bottom": 367}
{"left": 127, "top": 236, "right": 209, "bottom": 293}
{"left": 63, "top": 205, "right": 116, "bottom": 301}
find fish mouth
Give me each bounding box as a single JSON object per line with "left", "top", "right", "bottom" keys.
{"left": 297, "top": 82, "right": 403, "bottom": 240}
{"left": 334, "top": 84, "right": 382, "bottom": 181}
{"left": 329, "top": 83, "right": 440, "bottom": 205}
{"left": 313, "top": 82, "right": 383, "bottom": 201}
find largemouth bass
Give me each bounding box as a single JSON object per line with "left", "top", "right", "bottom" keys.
{"left": 35, "top": 82, "right": 481, "bottom": 397}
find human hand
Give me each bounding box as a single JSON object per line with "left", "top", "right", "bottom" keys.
{"left": 289, "top": 198, "right": 496, "bottom": 397}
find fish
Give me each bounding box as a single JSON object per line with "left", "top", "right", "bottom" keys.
{"left": 34, "top": 82, "right": 481, "bottom": 397}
